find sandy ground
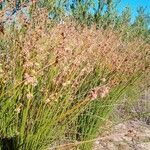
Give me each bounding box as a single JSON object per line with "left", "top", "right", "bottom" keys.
{"left": 93, "top": 120, "right": 150, "bottom": 150}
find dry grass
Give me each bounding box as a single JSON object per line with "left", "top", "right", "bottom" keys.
{"left": 0, "top": 7, "right": 150, "bottom": 150}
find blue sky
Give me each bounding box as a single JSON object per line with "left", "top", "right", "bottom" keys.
{"left": 117, "top": 0, "right": 150, "bottom": 21}
{"left": 2, "top": 0, "right": 150, "bottom": 26}
{"left": 93, "top": 0, "right": 150, "bottom": 22}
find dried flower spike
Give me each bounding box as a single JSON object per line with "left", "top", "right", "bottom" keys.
{"left": 90, "top": 86, "right": 110, "bottom": 100}
{"left": 27, "top": 93, "right": 33, "bottom": 100}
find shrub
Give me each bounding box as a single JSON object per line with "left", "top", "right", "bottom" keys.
{"left": 0, "top": 3, "right": 150, "bottom": 150}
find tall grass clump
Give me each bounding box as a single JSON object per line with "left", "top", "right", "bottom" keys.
{"left": 0, "top": 2, "right": 150, "bottom": 150}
